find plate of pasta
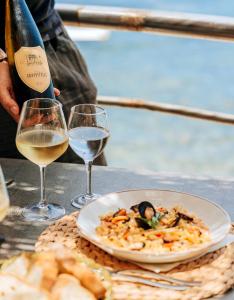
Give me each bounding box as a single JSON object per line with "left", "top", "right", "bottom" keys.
{"left": 77, "top": 189, "right": 231, "bottom": 263}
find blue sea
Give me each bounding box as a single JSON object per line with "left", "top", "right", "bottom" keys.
{"left": 58, "top": 1, "right": 234, "bottom": 177}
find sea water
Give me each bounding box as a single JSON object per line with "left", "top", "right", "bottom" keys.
{"left": 58, "top": 0, "right": 234, "bottom": 177}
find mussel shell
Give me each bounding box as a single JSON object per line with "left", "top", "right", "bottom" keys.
{"left": 178, "top": 212, "right": 193, "bottom": 222}
{"left": 135, "top": 217, "right": 151, "bottom": 230}
{"left": 130, "top": 204, "right": 139, "bottom": 213}
{"left": 138, "top": 201, "right": 156, "bottom": 219}
{"left": 170, "top": 214, "right": 180, "bottom": 227}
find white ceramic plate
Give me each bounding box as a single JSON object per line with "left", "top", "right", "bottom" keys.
{"left": 77, "top": 189, "right": 231, "bottom": 263}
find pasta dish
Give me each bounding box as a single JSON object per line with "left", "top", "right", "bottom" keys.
{"left": 96, "top": 201, "right": 211, "bottom": 253}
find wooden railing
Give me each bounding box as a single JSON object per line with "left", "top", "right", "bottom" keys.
{"left": 56, "top": 5, "right": 234, "bottom": 42}
{"left": 98, "top": 96, "right": 234, "bottom": 125}
{"left": 56, "top": 4, "right": 234, "bottom": 125}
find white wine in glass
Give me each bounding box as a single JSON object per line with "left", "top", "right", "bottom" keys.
{"left": 16, "top": 129, "right": 68, "bottom": 166}
{"left": 16, "top": 98, "right": 68, "bottom": 221}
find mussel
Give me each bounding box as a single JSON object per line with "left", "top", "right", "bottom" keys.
{"left": 130, "top": 204, "right": 139, "bottom": 213}
{"left": 135, "top": 217, "right": 151, "bottom": 230}
{"left": 170, "top": 214, "right": 180, "bottom": 227}
{"left": 138, "top": 201, "right": 156, "bottom": 220}
{"left": 178, "top": 212, "right": 193, "bottom": 222}
{"left": 134, "top": 201, "right": 158, "bottom": 230}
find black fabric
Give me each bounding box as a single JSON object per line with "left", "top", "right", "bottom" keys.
{"left": 46, "top": 27, "right": 105, "bottom": 165}
{"left": 25, "top": 0, "right": 63, "bottom": 41}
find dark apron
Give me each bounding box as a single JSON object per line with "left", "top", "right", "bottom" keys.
{"left": 0, "top": 27, "right": 106, "bottom": 165}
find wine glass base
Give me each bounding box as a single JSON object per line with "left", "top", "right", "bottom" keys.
{"left": 71, "top": 193, "right": 100, "bottom": 209}
{"left": 22, "top": 203, "right": 65, "bottom": 222}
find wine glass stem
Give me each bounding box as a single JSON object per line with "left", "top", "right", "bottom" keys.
{"left": 85, "top": 161, "right": 92, "bottom": 196}
{"left": 39, "top": 166, "right": 47, "bottom": 208}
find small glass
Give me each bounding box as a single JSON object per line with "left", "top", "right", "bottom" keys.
{"left": 16, "top": 98, "right": 69, "bottom": 221}
{"left": 68, "top": 104, "right": 109, "bottom": 209}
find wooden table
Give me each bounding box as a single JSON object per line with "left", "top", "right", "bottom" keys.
{"left": 0, "top": 158, "right": 233, "bottom": 299}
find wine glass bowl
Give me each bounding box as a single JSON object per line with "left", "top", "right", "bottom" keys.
{"left": 68, "top": 104, "right": 109, "bottom": 209}
{"left": 16, "top": 98, "right": 68, "bottom": 221}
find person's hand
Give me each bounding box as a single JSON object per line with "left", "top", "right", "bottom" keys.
{"left": 0, "top": 61, "right": 19, "bottom": 122}
{"left": 0, "top": 61, "right": 60, "bottom": 123}
{"left": 54, "top": 88, "right": 60, "bottom": 97}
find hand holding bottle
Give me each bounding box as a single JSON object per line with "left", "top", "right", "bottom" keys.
{"left": 0, "top": 60, "right": 19, "bottom": 122}
{"left": 0, "top": 60, "right": 60, "bottom": 122}
{"left": 3, "top": 0, "right": 59, "bottom": 121}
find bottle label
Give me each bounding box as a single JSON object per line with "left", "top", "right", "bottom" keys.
{"left": 14, "top": 46, "right": 51, "bottom": 93}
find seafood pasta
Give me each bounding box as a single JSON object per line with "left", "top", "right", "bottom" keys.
{"left": 96, "top": 201, "right": 211, "bottom": 253}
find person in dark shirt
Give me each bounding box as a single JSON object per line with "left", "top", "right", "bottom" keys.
{"left": 0, "top": 0, "right": 105, "bottom": 164}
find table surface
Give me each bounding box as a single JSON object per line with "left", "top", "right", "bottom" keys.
{"left": 0, "top": 158, "right": 233, "bottom": 299}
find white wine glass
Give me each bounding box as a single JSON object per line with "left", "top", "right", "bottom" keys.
{"left": 0, "top": 166, "right": 10, "bottom": 244}
{"left": 16, "top": 98, "right": 69, "bottom": 221}
{"left": 68, "top": 104, "right": 110, "bottom": 209}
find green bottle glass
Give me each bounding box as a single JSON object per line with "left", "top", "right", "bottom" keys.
{"left": 5, "top": 0, "right": 54, "bottom": 107}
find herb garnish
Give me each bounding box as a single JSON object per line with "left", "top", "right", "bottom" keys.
{"left": 136, "top": 212, "right": 163, "bottom": 230}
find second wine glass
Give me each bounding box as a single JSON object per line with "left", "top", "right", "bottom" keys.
{"left": 68, "top": 104, "right": 110, "bottom": 209}
{"left": 16, "top": 98, "right": 68, "bottom": 221}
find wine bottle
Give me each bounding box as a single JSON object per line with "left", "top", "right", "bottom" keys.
{"left": 5, "top": 0, "right": 54, "bottom": 107}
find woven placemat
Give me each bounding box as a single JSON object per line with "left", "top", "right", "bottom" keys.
{"left": 36, "top": 212, "right": 234, "bottom": 300}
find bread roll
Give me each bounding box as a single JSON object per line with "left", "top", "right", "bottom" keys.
{"left": 51, "top": 274, "right": 96, "bottom": 300}
{"left": 0, "top": 274, "right": 50, "bottom": 300}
